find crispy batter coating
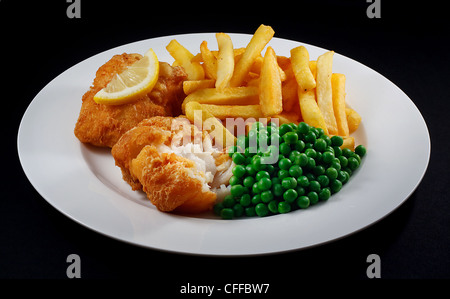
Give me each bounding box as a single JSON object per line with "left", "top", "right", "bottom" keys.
{"left": 132, "top": 145, "right": 216, "bottom": 212}
{"left": 74, "top": 53, "right": 187, "bottom": 147}
{"left": 111, "top": 116, "right": 231, "bottom": 213}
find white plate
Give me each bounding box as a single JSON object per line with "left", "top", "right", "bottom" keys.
{"left": 17, "top": 33, "right": 430, "bottom": 256}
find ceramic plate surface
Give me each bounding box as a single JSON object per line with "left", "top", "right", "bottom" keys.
{"left": 18, "top": 33, "right": 430, "bottom": 255}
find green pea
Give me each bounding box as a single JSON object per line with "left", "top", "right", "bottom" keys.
{"left": 258, "top": 177, "right": 272, "bottom": 191}
{"left": 338, "top": 156, "right": 348, "bottom": 168}
{"left": 317, "top": 175, "right": 330, "bottom": 187}
{"left": 244, "top": 146, "right": 257, "bottom": 158}
{"left": 232, "top": 152, "right": 246, "bottom": 165}
{"left": 322, "top": 151, "right": 335, "bottom": 164}
{"left": 213, "top": 202, "right": 224, "bottom": 215}
{"left": 279, "top": 143, "right": 291, "bottom": 156}
{"left": 256, "top": 170, "right": 270, "bottom": 181}
{"left": 223, "top": 194, "right": 235, "bottom": 208}
{"left": 282, "top": 177, "right": 297, "bottom": 189}
{"left": 313, "top": 165, "right": 325, "bottom": 176}
{"left": 252, "top": 182, "right": 261, "bottom": 194}
{"left": 296, "top": 186, "right": 306, "bottom": 196}
{"left": 232, "top": 165, "right": 246, "bottom": 178}
{"left": 277, "top": 169, "right": 290, "bottom": 179}
{"left": 272, "top": 183, "right": 284, "bottom": 197}
{"left": 268, "top": 200, "right": 279, "bottom": 214}
{"left": 355, "top": 145, "right": 367, "bottom": 157}
{"left": 295, "top": 153, "right": 309, "bottom": 167}
{"left": 294, "top": 140, "right": 306, "bottom": 152}
{"left": 270, "top": 133, "right": 281, "bottom": 146}
{"left": 289, "top": 150, "right": 301, "bottom": 162}
{"left": 278, "top": 201, "right": 292, "bottom": 214}
{"left": 316, "top": 128, "right": 325, "bottom": 137}
{"left": 260, "top": 190, "right": 274, "bottom": 203}
{"left": 236, "top": 135, "right": 248, "bottom": 150}
{"left": 339, "top": 170, "right": 350, "bottom": 184}
{"left": 279, "top": 123, "right": 293, "bottom": 136}
{"left": 307, "top": 191, "right": 319, "bottom": 205}
{"left": 239, "top": 194, "right": 251, "bottom": 207}
{"left": 229, "top": 176, "right": 241, "bottom": 186}
{"left": 243, "top": 176, "right": 255, "bottom": 188}
{"left": 289, "top": 165, "right": 303, "bottom": 178}
{"left": 314, "top": 138, "right": 327, "bottom": 152}
{"left": 233, "top": 204, "right": 244, "bottom": 217}
{"left": 326, "top": 167, "right": 339, "bottom": 180}
{"left": 348, "top": 157, "right": 360, "bottom": 171}
{"left": 228, "top": 145, "right": 239, "bottom": 157}
{"left": 230, "top": 184, "right": 245, "bottom": 197}
{"left": 283, "top": 132, "right": 299, "bottom": 144}
{"left": 221, "top": 208, "right": 234, "bottom": 219}
{"left": 306, "top": 157, "right": 316, "bottom": 169}
{"left": 309, "top": 180, "right": 321, "bottom": 193}
{"left": 283, "top": 189, "right": 298, "bottom": 203}
{"left": 297, "top": 122, "right": 310, "bottom": 134}
{"left": 278, "top": 158, "right": 292, "bottom": 170}
{"left": 251, "top": 156, "right": 265, "bottom": 172}
{"left": 342, "top": 148, "right": 353, "bottom": 158}
{"left": 245, "top": 206, "right": 256, "bottom": 217}
{"left": 330, "top": 179, "right": 343, "bottom": 193}
{"left": 254, "top": 203, "right": 268, "bottom": 217}
{"left": 297, "top": 195, "right": 310, "bottom": 209}
{"left": 330, "top": 159, "right": 342, "bottom": 171}
{"left": 319, "top": 188, "right": 331, "bottom": 201}
{"left": 271, "top": 177, "right": 281, "bottom": 185}
{"left": 304, "top": 131, "right": 316, "bottom": 144}
{"left": 333, "top": 146, "right": 342, "bottom": 157}
{"left": 266, "top": 164, "right": 275, "bottom": 175}
{"left": 305, "top": 148, "right": 317, "bottom": 158}
{"left": 251, "top": 194, "right": 262, "bottom": 205}
{"left": 331, "top": 135, "right": 344, "bottom": 147}
{"left": 297, "top": 175, "right": 310, "bottom": 188}
{"left": 245, "top": 164, "right": 256, "bottom": 176}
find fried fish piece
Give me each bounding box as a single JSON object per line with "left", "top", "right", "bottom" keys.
{"left": 74, "top": 53, "right": 187, "bottom": 148}
{"left": 111, "top": 116, "right": 233, "bottom": 213}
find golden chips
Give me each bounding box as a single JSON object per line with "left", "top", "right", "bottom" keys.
{"left": 166, "top": 24, "right": 361, "bottom": 150}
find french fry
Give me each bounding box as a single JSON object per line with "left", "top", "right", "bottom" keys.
{"left": 215, "top": 33, "right": 235, "bottom": 90}
{"left": 341, "top": 136, "right": 355, "bottom": 151}
{"left": 259, "top": 46, "right": 283, "bottom": 117}
{"left": 230, "top": 24, "right": 275, "bottom": 87}
{"left": 183, "top": 79, "right": 215, "bottom": 95}
{"left": 272, "top": 111, "right": 300, "bottom": 125}
{"left": 290, "top": 46, "right": 316, "bottom": 91}
{"left": 309, "top": 61, "right": 317, "bottom": 79}
{"left": 281, "top": 78, "right": 298, "bottom": 112}
{"left": 331, "top": 73, "right": 349, "bottom": 136}
{"left": 166, "top": 39, "right": 204, "bottom": 80}
{"left": 200, "top": 41, "right": 217, "bottom": 80}
{"left": 250, "top": 55, "right": 263, "bottom": 74}
{"left": 198, "top": 104, "right": 264, "bottom": 120}
{"left": 185, "top": 101, "right": 236, "bottom": 149}
{"left": 346, "top": 107, "right": 362, "bottom": 133}
{"left": 298, "top": 88, "right": 328, "bottom": 134}
{"left": 182, "top": 86, "right": 259, "bottom": 113}
{"left": 316, "top": 51, "right": 338, "bottom": 135}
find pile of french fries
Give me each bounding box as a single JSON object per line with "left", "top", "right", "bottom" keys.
{"left": 166, "top": 24, "right": 361, "bottom": 150}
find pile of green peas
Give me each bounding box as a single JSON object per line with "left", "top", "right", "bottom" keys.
{"left": 213, "top": 121, "right": 366, "bottom": 219}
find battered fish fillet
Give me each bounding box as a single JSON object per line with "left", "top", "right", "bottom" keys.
{"left": 111, "top": 116, "right": 233, "bottom": 213}
{"left": 74, "top": 53, "right": 187, "bottom": 148}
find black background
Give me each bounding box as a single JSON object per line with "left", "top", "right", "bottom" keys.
{"left": 1, "top": 0, "right": 449, "bottom": 294}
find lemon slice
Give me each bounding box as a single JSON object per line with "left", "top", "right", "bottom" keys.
{"left": 94, "top": 49, "right": 159, "bottom": 105}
